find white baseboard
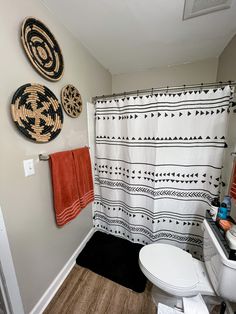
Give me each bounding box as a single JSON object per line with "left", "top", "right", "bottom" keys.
{"left": 30, "top": 228, "right": 94, "bottom": 314}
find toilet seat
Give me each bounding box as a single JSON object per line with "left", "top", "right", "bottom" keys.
{"left": 139, "top": 243, "right": 215, "bottom": 297}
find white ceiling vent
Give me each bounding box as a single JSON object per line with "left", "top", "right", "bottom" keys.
{"left": 183, "top": 0, "right": 232, "bottom": 20}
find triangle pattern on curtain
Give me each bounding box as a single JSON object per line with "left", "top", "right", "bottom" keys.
{"left": 93, "top": 86, "right": 233, "bottom": 260}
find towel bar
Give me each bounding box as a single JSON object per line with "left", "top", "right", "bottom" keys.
{"left": 39, "top": 146, "right": 90, "bottom": 161}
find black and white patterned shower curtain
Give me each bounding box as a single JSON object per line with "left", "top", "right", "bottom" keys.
{"left": 93, "top": 86, "right": 233, "bottom": 259}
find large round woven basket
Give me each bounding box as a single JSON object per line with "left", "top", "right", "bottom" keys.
{"left": 61, "top": 84, "right": 83, "bottom": 118}
{"left": 11, "top": 83, "right": 63, "bottom": 143}
{"left": 21, "top": 17, "right": 64, "bottom": 81}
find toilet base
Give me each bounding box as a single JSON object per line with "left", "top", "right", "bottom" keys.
{"left": 151, "top": 285, "right": 221, "bottom": 312}
{"left": 151, "top": 285, "right": 183, "bottom": 310}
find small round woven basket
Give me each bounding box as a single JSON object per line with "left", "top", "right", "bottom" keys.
{"left": 21, "top": 17, "right": 64, "bottom": 81}
{"left": 11, "top": 83, "right": 63, "bottom": 143}
{"left": 61, "top": 84, "right": 83, "bottom": 118}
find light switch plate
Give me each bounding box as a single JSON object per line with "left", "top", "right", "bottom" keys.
{"left": 23, "top": 159, "right": 35, "bottom": 177}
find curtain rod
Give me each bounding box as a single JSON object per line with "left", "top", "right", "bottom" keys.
{"left": 92, "top": 80, "right": 236, "bottom": 102}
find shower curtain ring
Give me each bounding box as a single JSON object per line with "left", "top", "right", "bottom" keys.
{"left": 151, "top": 88, "right": 154, "bottom": 96}
{"left": 166, "top": 86, "right": 169, "bottom": 94}
{"left": 200, "top": 83, "right": 203, "bottom": 92}
{"left": 183, "top": 84, "right": 186, "bottom": 92}
{"left": 137, "top": 90, "right": 139, "bottom": 97}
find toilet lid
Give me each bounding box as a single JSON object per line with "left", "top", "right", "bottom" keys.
{"left": 139, "top": 243, "right": 198, "bottom": 289}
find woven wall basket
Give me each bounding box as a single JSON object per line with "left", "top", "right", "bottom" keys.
{"left": 21, "top": 17, "right": 64, "bottom": 81}
{"left": 61, "top": 84, "right": 83, "bottom": 118}
{"left": 11, "top": 83, "right": 63, "bottom": 143}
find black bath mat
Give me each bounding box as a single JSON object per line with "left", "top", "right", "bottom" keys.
{"left": 76, "top": 231, "right": 147, "bottom": 293}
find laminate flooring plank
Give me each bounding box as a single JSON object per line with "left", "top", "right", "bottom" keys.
{"left": 44, "top": 265, "right": 156, "bottom": 314}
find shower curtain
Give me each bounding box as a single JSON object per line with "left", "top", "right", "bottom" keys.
{"left": 93, "top": 86, "right": 233, "bottom": 259}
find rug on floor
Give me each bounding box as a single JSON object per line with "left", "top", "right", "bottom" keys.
{"left": 76, "top": 231, "right": 147, "bottom": 293}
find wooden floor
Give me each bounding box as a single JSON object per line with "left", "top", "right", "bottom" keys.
{"left": 44, "top": 265, "right": 156, "bottom": 314}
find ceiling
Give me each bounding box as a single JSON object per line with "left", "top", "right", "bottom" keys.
{"left": 42, "top": 0, "right": 236, "bottom": 75}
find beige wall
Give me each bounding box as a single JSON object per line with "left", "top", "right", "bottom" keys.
{"left": 217, "top": 34, "right": 236, "bottom": 81}
{"left": 0, "top": 0, "right": 111, "bottom": 312}
{"left": 217, "top": 35, "right": 236, "bottom": 219}
{"left": 112, "top": 58, "right": 218, "bottom": 93}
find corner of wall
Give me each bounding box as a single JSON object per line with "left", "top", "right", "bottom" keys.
{"left": 217, "top": 33, "right": 236, "bottom": 82}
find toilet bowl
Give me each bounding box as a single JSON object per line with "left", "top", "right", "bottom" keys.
{"left": 139, "top": 243, "right": 215, "bottom": 299}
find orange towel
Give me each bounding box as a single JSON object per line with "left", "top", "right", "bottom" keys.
{"left": 50, "top": 147, "right": 94, "bottom": 227}
{"left": 72, "top": 147, "right": 94, "bottom": 209}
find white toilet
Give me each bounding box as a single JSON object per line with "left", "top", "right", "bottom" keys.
{"left": 139, "top": 219, "right": 236, "bottom": 309}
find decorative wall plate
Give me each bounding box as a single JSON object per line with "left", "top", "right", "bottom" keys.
{"left": 61, "top": 84, "right": 83, "bottom": 118}
{"left": 21, "top": 17, "right": 64, "bottom": 81}
{"left": 11, "top": 83, "right": 63, "bottom": 143}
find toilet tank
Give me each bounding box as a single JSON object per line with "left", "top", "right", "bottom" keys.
{"left": 203, "top": 219, "right": 236, "bottom": 302}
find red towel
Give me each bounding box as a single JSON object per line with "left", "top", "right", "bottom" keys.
{"left": 230, "top": 161, "right": 236, "bottom": 200}
{"left": 50, "top": 147, "right": 94, "bottom": 227}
